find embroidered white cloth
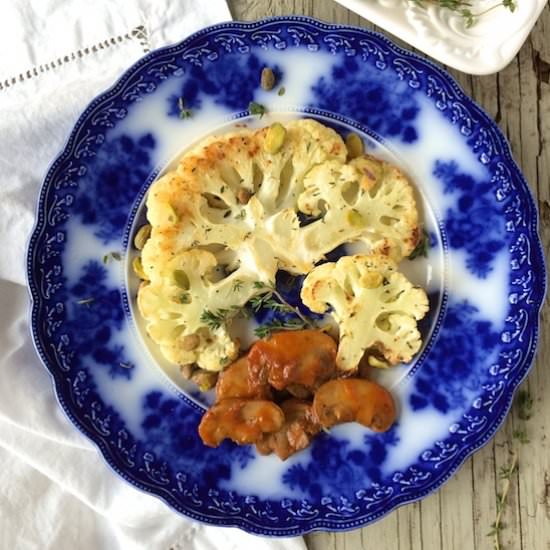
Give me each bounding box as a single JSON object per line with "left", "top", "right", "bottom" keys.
{"left": 0, "top": 2, "right": 307, "bottom": 549}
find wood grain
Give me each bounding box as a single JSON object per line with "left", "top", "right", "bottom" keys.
{"left": 227, "top": 1, "right": 550, "bottom": 548}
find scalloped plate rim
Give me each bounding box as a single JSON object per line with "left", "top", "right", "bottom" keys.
{"left": 26, "top": 15, "right": 547, "bottom": 535}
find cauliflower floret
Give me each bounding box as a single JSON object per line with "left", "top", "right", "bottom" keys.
{"left": 297, "top": 155, "right": 419, "bottom": 262}
{"left": 301, "top": 253, "right": 429, "bottom": 371}
{"left": 143, "top": 119, "right": 346, "bottom": 273}
{"left": 137, "top": 249, "right": 271, "bottom": 371}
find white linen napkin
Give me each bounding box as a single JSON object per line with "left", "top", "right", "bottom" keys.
{"left": 0, "top": 2, "right": 307, "bottom": 549}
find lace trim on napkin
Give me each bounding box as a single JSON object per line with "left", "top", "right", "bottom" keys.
{"left": 0, "top": 24, "right": 150, "bottom": 92}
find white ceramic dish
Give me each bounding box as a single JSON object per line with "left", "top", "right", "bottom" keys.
{"left": 334, "top": 0, "right": 547, "bottom": 74}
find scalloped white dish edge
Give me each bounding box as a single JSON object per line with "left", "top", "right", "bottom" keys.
{"left": 334, "top": 0, "right": 547, "bottom": 75}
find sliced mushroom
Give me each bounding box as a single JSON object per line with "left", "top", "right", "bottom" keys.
{"left": 198, "top": 398, "right": 284, "bottom": 447}
{"left": 215, "top": 356, "right": 271, "bottom": 402}
{"left": 313, "top": 378, "right": 396, "bottom": 432}
{"left": 256, "top": 399, "right": 320, "bottom": 460}
{"left": 248, "top": 329, "right": 337, "bottom": 391}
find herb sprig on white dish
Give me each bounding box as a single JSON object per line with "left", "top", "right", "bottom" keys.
{"left": 411, "top": 0, "right": 516, "bottom": 28}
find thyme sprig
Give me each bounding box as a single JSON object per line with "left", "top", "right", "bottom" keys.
{"left": 251, "top": 281, "right": 313, "bottom": 327}
{"left": 411, "top": 0, "right": 516, "bottom": 28}
{"left": 409, "top": 228, "right": 430, "bottom": 260}
{"left": 232, "top": 279, "right": 244, "bottom": 292}
{"left": 253, "top": 318, "right": 308, "bottom": 338}
{"left": 201, "top": 281, "right": 315, "bottom": 337}
{"left": 248, "top": 281, "right": 316, "bottom": 338}
{"left": 488, "top": 389, "right": 533, "bottom": 549}
{"left": 200, "top": 305, "right": 248, "bottom": 330}
{"left": 488, "top": 452, "right": 518, "bottom": 549}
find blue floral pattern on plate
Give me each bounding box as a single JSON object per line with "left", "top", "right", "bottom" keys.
{"left": 27, "top": 17, "right": 546, "bottom": 535}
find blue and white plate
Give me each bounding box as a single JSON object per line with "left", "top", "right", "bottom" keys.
{"left": 27, "top": 17, "right": 546, "bottom": 535}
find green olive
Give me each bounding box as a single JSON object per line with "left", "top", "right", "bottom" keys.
{"left": 132, "top": 256, "right": 147, "bottom": 280}
{"left": 133, "top": 224, "right": 151, "bottom": 250}
{"left": 346, "top": 132, "right": 364, "bottom": 159}
{"left": 264, "top": 122, "right": 286, "bottom": 154}
{"left": 173, "top": 269, "right": 190, "bottom": 290}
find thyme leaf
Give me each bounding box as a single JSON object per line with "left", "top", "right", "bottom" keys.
{"left": 232, "top": 279, "right": 244, "bottom": 292}
{"left": 248, "top": 101, "right": 267, "bottom": 117}
{"left": 178, "top": 97, "right": 192, "bottom": 119}
{"left": 76, "top": 297, "right": 95, "bottom": 305}
{"left": 488, "top": 452, "right": 518, "bottom": 549}
{"left": 254, "top": 318, "right": 308, "bottom": 338}
{"left": 409, "top": 228, "right": 430, "bottom": 260}
{"left": 249, "top": 281, "right": 313, "bottom": 327}
{"left": 200, "top": 305, "right": 248, "bottom": 330}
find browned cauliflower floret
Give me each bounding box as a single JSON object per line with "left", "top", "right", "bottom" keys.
{"left": 297, "top": 155, "right": 419, "bottom": 262}
{"left": 301, "top": 253, "right": 429, "bottom": 371}
{"left": 137, "top": 249, "right": 272, "bottom": 371}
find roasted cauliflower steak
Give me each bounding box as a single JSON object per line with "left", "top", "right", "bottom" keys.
{"left": 137, "top": 118, "right": 425, "bottom": 371}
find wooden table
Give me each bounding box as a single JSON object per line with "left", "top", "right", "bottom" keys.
{"left": 227, "top": 2, "right": 550, "bottom": 548}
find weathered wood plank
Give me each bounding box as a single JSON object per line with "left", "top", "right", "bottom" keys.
{"left": 396, "top": 501, "right": 422, "bottom": 550}
{"left": 471, "top": 440, "right": 498, "bottom": 550}
{"left": 228, "top": 2, "right": 550, "bottom": 549}
{"left": 419, "top": 490, "right": 443, "bottom": 550}
{"left": 439, "top": 463, "right": 476, "bottom": 550}
{"left": 515, "top": 6, "right": 550, "bottom": 550}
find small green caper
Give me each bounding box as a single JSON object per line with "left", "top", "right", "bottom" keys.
{"left": 132, "top": 256, "right": 147, "bottom": 280}
{"left": 264, "top": 122, "right": 286, "bottom": 154}
{"left": 346, "top": 132, "right": 364, "bottom": 160}
{"left": 133, "top": 224, "right": 151, "bottom": 250}
{"left": 260, "top": 67, "right": 276, "bottom": 91}
{"left": 347, "top": 209, "right": 365, "bottom": 227}
{"left": 173, "top": 269, "right": 190, "bottom": 290}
